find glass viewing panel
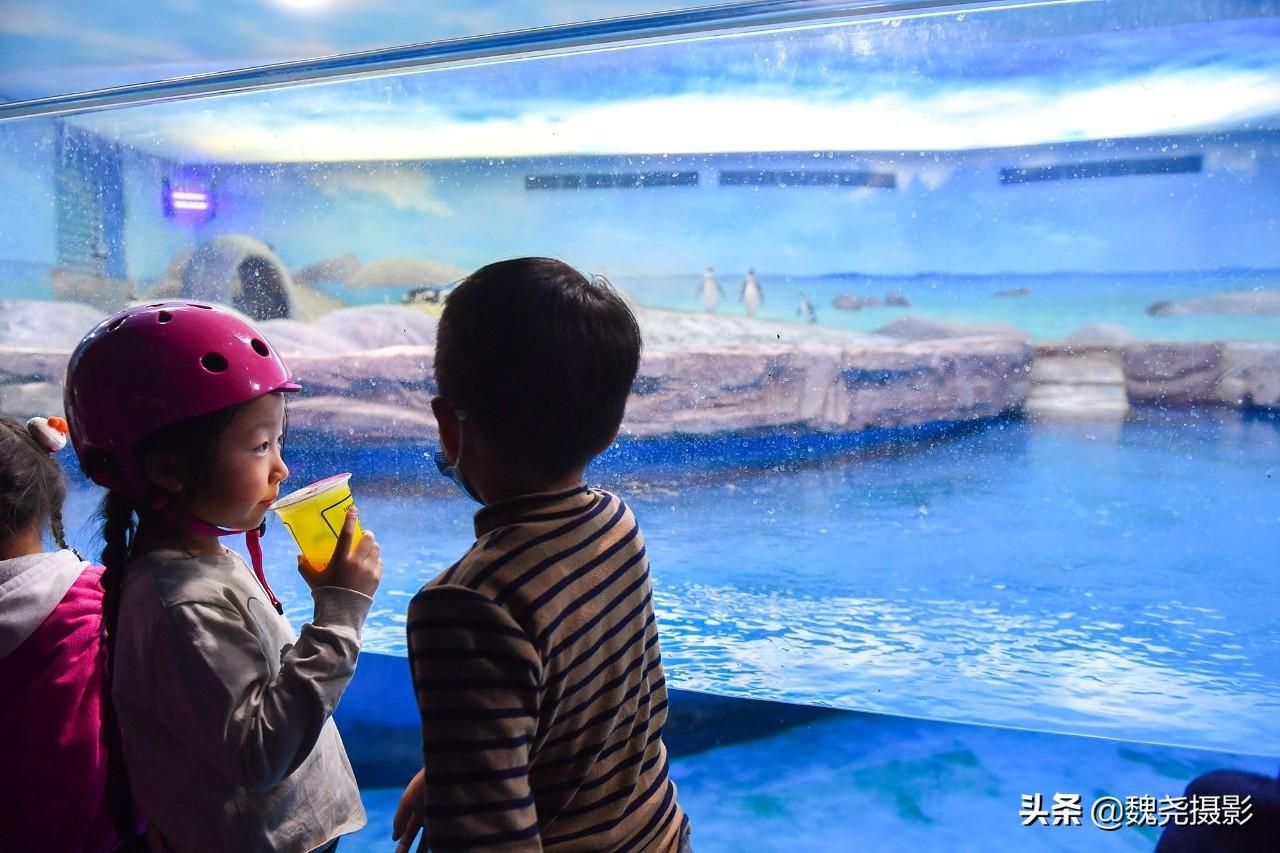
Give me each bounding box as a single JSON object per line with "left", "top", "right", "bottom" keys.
{"left": 1, "top": 2, "right": 1278, "bottom": 846}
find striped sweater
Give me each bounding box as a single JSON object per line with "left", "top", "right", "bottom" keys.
{"left": 407, "top": 485, "right": 687, "bottom": 852}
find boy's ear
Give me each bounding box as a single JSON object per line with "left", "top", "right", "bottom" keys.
{"left": 592, "top": 424, "right": 622, "bottom": 457}
{"left": 141, "top": 451, "right": 188, "bottom": 495}
{"left": 430, "top": 396, "right": 461, "bottom": 463}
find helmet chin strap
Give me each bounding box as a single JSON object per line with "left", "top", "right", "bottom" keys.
{"left": 145, "top": 490, "right": 284, "bottom": 615}
{"left": 183, "top": 512, "right": 283, "bottom": 615}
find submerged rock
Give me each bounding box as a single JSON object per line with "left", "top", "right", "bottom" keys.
{"left": 1147, "top": 291, "right": 1280, "bottom": 317}
{"left": 832, "top": 293, "right": 882, "bottom": 311}
{"left": 995, "top": 287, "right": 1032, "bottom": 298}
{"left": 874, "top": 317, "right": 1028, "bottom": 341}
{"left": 885, "top": 292, "right": 911, "bottom": 307}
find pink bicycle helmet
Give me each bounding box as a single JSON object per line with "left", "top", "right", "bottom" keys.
{"left": 65, "top": 301, "right": 301, "bottom": 501}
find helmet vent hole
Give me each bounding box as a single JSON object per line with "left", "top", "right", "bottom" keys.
{"left": 188, "top": 303, "right": 213, "bottom": 310}
{"left": 107, "top": 317, "right": 126, "bottom": 332}
{"left": 251, "top": 338, "right": 270, "bottom": 357}
{"left": 157, "top": 311, "right": 173, "bottom": 323}
{"left": 201, "top": 352, "right": 229, "bottom": 373}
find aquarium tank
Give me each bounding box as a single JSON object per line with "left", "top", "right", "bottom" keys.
{"left": 1, "top": 0, "right": 1278, "bottom": 850}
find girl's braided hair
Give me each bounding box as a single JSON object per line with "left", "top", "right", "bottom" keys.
{"left": 0, "top": 415, "right": 69, "bottom": 551}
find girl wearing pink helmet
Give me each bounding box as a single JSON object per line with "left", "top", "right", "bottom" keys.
{"left": 65, "top": 302, "right": 382, "bottom": 853}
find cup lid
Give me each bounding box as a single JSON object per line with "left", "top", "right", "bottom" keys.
{"left": 268, "top": 472, "right": 352, "bottom": 511}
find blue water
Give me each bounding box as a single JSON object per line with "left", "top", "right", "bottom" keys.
{"left": 11, "top": 266, "right": 1277, "bottom": 342}
{"left": 60, "top": 408, "right": 1280, "bottom": 758}
{"left": 615, "top": 269, "right": 1280, "bottom": 342}
{"left": 346, "top": 709, "right": 1279, "bottom": 852}
{"left": 0, "top": 259, "right": 54, "bottom": 300}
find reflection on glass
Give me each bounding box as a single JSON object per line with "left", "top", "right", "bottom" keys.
{"left": 2, "top": 0, "right": 1278, "bottom": 849}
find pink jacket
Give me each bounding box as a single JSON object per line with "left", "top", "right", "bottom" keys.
{"left": 0, "top": 551, "right": 120, "bottom": 853}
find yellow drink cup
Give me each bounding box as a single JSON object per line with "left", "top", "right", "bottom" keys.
{"left": 269, "top": 473, "right": 363, "bottom": 569}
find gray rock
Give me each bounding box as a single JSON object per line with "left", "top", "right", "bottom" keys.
{"left": 0, "top": 299, "right": 104, "bottom": 348}
{"left": 0, "top": 349, "right": 72, "bottom": 385}
{"left": 287, "top": 395, "right": 438, "bottom": 442}
{"left": 634, "top": 307, "right": 866, "bottom": 350}
{"left": 1066, "top": 323, "right": 1136, "bottom": 345}
{"left": 995, "top": 287, "right": 1032, "bottom": 298}
{"left": 281, "top": 335, "right": 1033, "bottom": 442}
{"left": 885, "top": 292, "right": 911, "bottom": 307}
{"left": 832, "top": 293, "right": 882, "bottom": 311}
{"left": 1147, "top": 290, "right": 1280, "bottom": 317}
{"left": 1145, "top": 301, "right": 1180, "bottom": 317}
{"left": 292, "top": 253, "right": 362, "bottom": 287}
{"left": 0, "top": 381, "right": 65, "bottom": 420}
{"left": 1216, "top": 343, "right": 1280, "bottom": 409}
{"left": 50, "top": 268, "right": 136, "bottom": 312}
{"left": 1123, "top": 343, "right": 1223, "bottom": 404}
{"left": 874, "top": 317, "right": 1028, "bottom": 341}
{"left": 161, "top": 234, "right": 300, "bottom": 321}
{"left": 287, "top": 348, "right": 435, "bottom": 404}
{"left": 625, "top": 338, "right": 1032, "bottom": 437}
{"left": 311, "top": 305, "right": 439, "bottom": 350}
{"left": 347, "top": 258, "right": 464, "bottom": 288}
{"left": 258, "top": 319, "right": 354, "bottom": 354}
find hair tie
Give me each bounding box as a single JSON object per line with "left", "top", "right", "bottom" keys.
{"left": 26, "top": 416, "right": 69, "bottom": 454}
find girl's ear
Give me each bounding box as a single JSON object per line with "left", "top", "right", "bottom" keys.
{"left": 142, "top": 451, "right": 188, "bottom": 495}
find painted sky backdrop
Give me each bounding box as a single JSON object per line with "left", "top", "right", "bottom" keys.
{"left": 1, "top": 1, "right": 1278, "bottom": 282}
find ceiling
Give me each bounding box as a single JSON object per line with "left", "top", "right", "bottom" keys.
{"left": 0, "top": 0, "right": 716, "bottom": 101}
{"left": 3, "top": 1, "right": 1279, "bottom": 161}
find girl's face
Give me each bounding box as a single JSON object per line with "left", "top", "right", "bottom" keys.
{"left": 189, "top": 393, "right": 289, "bottom": 532}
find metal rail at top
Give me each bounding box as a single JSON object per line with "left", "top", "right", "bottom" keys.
{"left": 0, "top": 0, "right": 1077, "bottom": 122}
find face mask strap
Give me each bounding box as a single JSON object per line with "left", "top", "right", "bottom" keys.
{"left": 434, "top": 407, "right": 483, "bottom": 504}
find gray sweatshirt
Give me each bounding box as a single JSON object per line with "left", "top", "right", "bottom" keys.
{"left": 0, "top": 549, "right": 87, "bottom": 659}
{"left": 112, "top": 547, "right": 369, "bottom": 853}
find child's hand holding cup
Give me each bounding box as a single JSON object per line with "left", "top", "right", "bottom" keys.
{"left": 270, "top": 473, "right": 382, "bottom": 596}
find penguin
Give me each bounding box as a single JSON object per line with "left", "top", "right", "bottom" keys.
{"left": 700, "top": 266, "right": 723, "bottom": 312}
{"left": 741, "top": 268, "right": 763, "bottom": 317}
{"left": 798, "top": 291, "right": 817, "bottom": 324}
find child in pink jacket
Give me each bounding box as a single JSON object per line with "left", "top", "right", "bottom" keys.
{"left": 0, "top": 415, "right": 124, "bottom": 853}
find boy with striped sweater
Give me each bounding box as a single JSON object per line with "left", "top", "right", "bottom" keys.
{"left": 394, "top": 258, "right": 690, "bottom": 852}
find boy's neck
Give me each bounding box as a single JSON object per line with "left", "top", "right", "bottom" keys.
{"left": 478, "top": 468, "right": 587, "bottom": 506}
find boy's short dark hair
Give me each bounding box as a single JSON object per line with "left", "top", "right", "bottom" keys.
{"left": 435, "top": 257, "right": 642, "bottom": 479}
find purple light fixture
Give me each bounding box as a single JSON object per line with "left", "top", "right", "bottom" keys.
{"left": 162, "top": 177, "right": 215, "bottom": 220}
